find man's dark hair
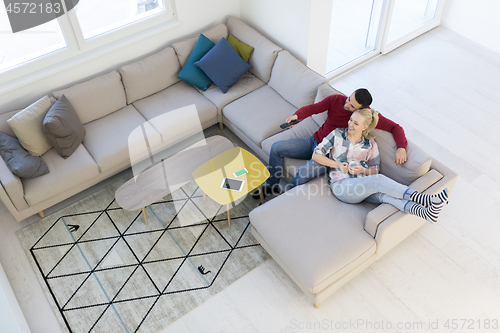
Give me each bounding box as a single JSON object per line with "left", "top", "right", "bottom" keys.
{"left": 354, "top": 88, "right": 372, "bottom": 108}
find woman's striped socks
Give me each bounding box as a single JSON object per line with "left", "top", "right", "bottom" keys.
{"left": 409, "top": 188, "right": 449, "bottom": 207}
{"left": 408, "top": 199, "right": 446, "bottom": 224}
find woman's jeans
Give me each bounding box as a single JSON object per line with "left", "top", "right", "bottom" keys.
{"left": 331, "top": 174, "right": 415, "bottom": 212}
{"left": 266, "top": 136, "right": 328, "bottom": 189}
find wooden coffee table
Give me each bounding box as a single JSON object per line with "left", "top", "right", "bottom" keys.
{"left": 192, "top": 147, "right": 270, "bottom": 227}
{"left": 115, "top": 135, "right": 234, "bottom": 224}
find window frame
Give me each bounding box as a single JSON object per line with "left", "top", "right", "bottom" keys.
{"left": 380, "top": 0, "right": 445, "bottom": 54}
{"left": 323, "top": 0, "right": 446, "bottom": 80}
{"left": 65, "top": 0, "right": 176, "bottom": 52}
{"left": 0, "top": 0, "right": 179, "bottom": 90}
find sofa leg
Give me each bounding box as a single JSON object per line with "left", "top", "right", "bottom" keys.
{"left": 314, "top": 303, "right": 320, "bottom": 309}
{"left": 38, "top": 211, "right": 45, "bottom": 218}
{"left": 219, "top": 122, "right": 224, "bottom": 131}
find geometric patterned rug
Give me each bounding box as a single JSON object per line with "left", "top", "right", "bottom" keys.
{"left": 17, "top": 176, "right": 269, "bottom": 333}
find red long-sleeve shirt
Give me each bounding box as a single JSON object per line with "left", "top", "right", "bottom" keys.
{"left": 295, "top": 94, "right": 408, "bottom": 149}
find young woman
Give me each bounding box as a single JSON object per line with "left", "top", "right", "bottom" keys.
{"left": 312, "top": 108, "right": 448, "bottom": 224}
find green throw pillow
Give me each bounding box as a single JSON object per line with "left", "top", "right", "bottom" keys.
{"left": 227, "top": 34, "right": 254, "bottom": 62}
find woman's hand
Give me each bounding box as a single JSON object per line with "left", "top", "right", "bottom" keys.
{"left": 348, "top": 165, "right": 365, "bottom": 175}
{"left": 339, "top": 162, "right": 349, "bottom": 173}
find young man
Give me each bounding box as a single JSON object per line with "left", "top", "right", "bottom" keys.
{"left": 254, "top": 88, "right": 408, "bottom": 199}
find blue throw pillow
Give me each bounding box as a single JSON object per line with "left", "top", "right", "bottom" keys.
{"left": 177, "top": 34, "right": 215, "bottom": 91}
{"left": 194, "top": 37, "right": 253, "bottom": 94}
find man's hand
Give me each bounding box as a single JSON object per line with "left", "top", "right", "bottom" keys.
{"left": 395, "top": 148, "right": 407, "bottom": 165}
{"left": 285, "top": 114, "right": 299, "bottom": 127}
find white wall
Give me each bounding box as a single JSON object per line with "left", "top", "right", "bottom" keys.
{"left": 441, "top": 0, "right": 500, "bottom": 54}
{"left": 239, "top": 0, "right": 311, "bottom": 64}
{"left": 306, "top": 0, "right": 332, "bottom": 75}
{"left": 0, "top": 0, "right": 240, "bottom": 112}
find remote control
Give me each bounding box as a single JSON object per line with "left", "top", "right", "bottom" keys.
{"left": 280, "top": 119, "right": 301, "bottom": 129}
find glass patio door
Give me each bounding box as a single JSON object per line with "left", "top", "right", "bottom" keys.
{"left": 325, "top": 0, "right": 445, "bottom": 77}
{"left": 382, "top": 0, "right": 444, "bottom": 53}
{"left": 326, "top": 0, "right": 385, "bottom": 75}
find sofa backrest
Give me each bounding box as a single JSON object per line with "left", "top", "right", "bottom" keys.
{"left": 52, "top": 70, "right": 127, "bottom": 124}
{"left": 119, "top": 47, "right": 181, "bottom": 104}
{"left": 268, "top": 51, "right": 327, "bottom": 109}
{"left": 372, "top": 129, "right": 432, "bottom": 185}
{"left": 0, "top": 110, "right": 20, "bottom": 137}
{"left": 172, "top": 23, "right": 228, "bottom": 68}
{"left": 226, "top": 16, "right": 282, "bottom": 83}
{"left": 0, "top": 96, "right": 57, "bottom": 137}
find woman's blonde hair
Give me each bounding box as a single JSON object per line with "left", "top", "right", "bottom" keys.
{"left": 355, "top": 108, "right": 379, "bottom": 139}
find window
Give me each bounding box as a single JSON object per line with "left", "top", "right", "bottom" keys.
{"left": 0, "top": 0, "right": 177, "bottom": 78}
{"left": 384, "top": 0, "right": 442, "bottom": 52}
{"left": 326, "top": 0, "right": 384, "bottom": 74}
{"left": 0, "top": 4, "right": 67, "bottom": 72}
{"left": 76, "top": 0, "right": 167, "bottom": 40}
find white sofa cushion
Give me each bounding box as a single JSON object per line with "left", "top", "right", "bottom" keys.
{"left": 6, "top": 96, "right": 53, "bottom": 156}
{"left": 172, "top": 23, "right": 228, "bottom": 68}
{"left": 119, "top": 47, "right": 181, "bottom": 104}
{"left": 199, "top": 72, "right": 265, "bottom": 112}
{"left": 132, "top": 81, "right": 218, "bottom": 135}
{"left": 373, "top": 129, "right": 432, "bottom": 185}
{"left": 268, "top": 51, "right": 326, "bottom": 109}
{"left": 227, "top": 16, "right": 282, "bottom": 83}
{"left": 314, "top": 83, "right": 344, "bottom": 104}
{"left": 83, "top": 105, "right": 162, "bottom": 173}
{"left": 53, "top": 71, "right": 127, "bottom": 124}
{"left": 222, "top": 85, "right": 296, "bottom": 146}
{"left": 22, "top": 145, "right": 100, "bottom": 206}
{"left": 249, "top": 177, "right": 377, "bottom": 294}
{"left": 0, "top": 96, "right": 57, "bottom": 138}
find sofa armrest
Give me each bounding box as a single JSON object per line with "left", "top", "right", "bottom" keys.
{"left": 364, "top": 169, "right": 444, "bottom": 238}
{"left": 365, "top": 203, "right": 399, "bottom": 238}
{"left": 426, "top": 158, "right": 459, "bottom": 195}
{"left": 0, "top": 156, "right": 28, "bottom": 211}
{"left": 369, "top": 160, "right": 457, "bottom": 256}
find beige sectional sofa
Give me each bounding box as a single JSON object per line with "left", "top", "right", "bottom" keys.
{"left": 0, "top": 15, "right": 457, "bottom": 309}
{"left": 0, "top": 16, "right": 326, "bottom": 222}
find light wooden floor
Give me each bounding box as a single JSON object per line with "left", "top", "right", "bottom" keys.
{"left": 1, "top": 26, "right": 500, "bottom": 333}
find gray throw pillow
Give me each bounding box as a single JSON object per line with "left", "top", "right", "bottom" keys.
{"left": 43, "top": 95, "right": 85, "bottom": 158}
{"left": 0, "top": 132, "right": 50, "bottom": 178}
